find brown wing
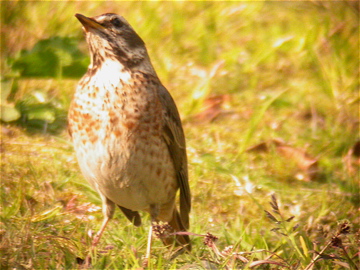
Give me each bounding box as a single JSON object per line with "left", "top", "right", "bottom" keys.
{"left": 158, "top": 84, "right": 191, "bottom": 229}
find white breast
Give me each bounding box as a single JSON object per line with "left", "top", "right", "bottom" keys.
{"left": 91, "top": 59, "right": 131, "bottom": 88}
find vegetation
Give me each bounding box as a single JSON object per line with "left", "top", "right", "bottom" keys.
{"left": 1, "top": 1, "right": 359, "bottom": 269}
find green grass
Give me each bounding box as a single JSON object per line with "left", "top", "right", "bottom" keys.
{"left": 1, "top": 1, "right": 359, "bottom": 269}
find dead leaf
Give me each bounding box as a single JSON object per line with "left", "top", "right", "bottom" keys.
{"left": 249, "top": 260, "right": 288, "bottom": 268}
{"left": 246, "top": 138, "right": 286, "bottom": 153}
{"left": 43, "top": 181, "right": 55, "bottom": 199}
{"left": 276, "top": 145, "right": 316, "bottom": 170}
{"left": 344, "top": 140, "right": 360, "bottom": 177}
{"left": 1, "top": 126, "right": 15, "bottom": 137}
{"left": 64, "top": 195, "right": 101, "bottom": 220}
{"left": 193, "top": 94, "right": 233, "bottom": 123}
{"left": 246, "top": 141, "right": 270, "bottom": 153}
{"left": 247, "top": 139, "right": 320, "bottom": 181}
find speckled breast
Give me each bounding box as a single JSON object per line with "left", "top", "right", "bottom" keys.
{"left": 68, "top": 65, "right": 177, "bottom": 211}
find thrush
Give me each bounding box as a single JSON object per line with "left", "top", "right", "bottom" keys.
{"left": 68, "top": 13, "right": 191, "bottom": 258}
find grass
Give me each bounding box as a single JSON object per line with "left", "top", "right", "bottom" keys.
{"left": 1, "top": 1, "right": 359, "bottom": 269}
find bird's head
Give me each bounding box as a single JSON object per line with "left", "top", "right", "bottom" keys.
{"left": 76, "top": 13, "right": 153, "bottom": 72}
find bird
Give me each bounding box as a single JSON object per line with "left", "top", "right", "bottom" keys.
{"left": 67, "top": 13, "right": 191, "bottom": 261}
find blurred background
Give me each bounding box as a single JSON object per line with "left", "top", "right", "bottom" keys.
{"left": 1, "top": 1, "right": 359, "bottom": 269}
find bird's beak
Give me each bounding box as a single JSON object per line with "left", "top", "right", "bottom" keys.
{"left": 75, "top": 13, "right": 106, "bottom": 32}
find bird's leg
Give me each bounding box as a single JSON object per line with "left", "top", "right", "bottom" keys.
{"left": 142, "top": 204, "right": 159, "bottom": 267}
{"left": 84, "top": 197, "right": 115, "bottom": 267}
{"left": 92, "top": 215, "right": 111, "bottom": 246}
{"left": 143, "top": 223, "right": 153, "bottom": 267}
{"left": 93, "top": 197, "right": 115, "bottom": 246}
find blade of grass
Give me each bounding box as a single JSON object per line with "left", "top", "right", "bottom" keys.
{"left": 238, "top": 89, "right": 289, "bottom": 156}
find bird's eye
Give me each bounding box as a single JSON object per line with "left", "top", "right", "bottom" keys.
{"left": 111, "top": 17, "right": 124, "bottom": 28}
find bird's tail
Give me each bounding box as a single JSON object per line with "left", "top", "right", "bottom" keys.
{"left": 161, "top": 208, "right": 191, "bottom": 251}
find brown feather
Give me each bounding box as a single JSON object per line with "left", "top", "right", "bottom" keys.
{"left": 118, "top": 205, "right": 142, "bottom": 227}
{"left": 157, "top": 83, "right": 191, "bottom": 229}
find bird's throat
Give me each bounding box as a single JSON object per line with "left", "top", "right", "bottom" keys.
{"left": 87, "top": 58, "right": 132, "bottom": 88}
